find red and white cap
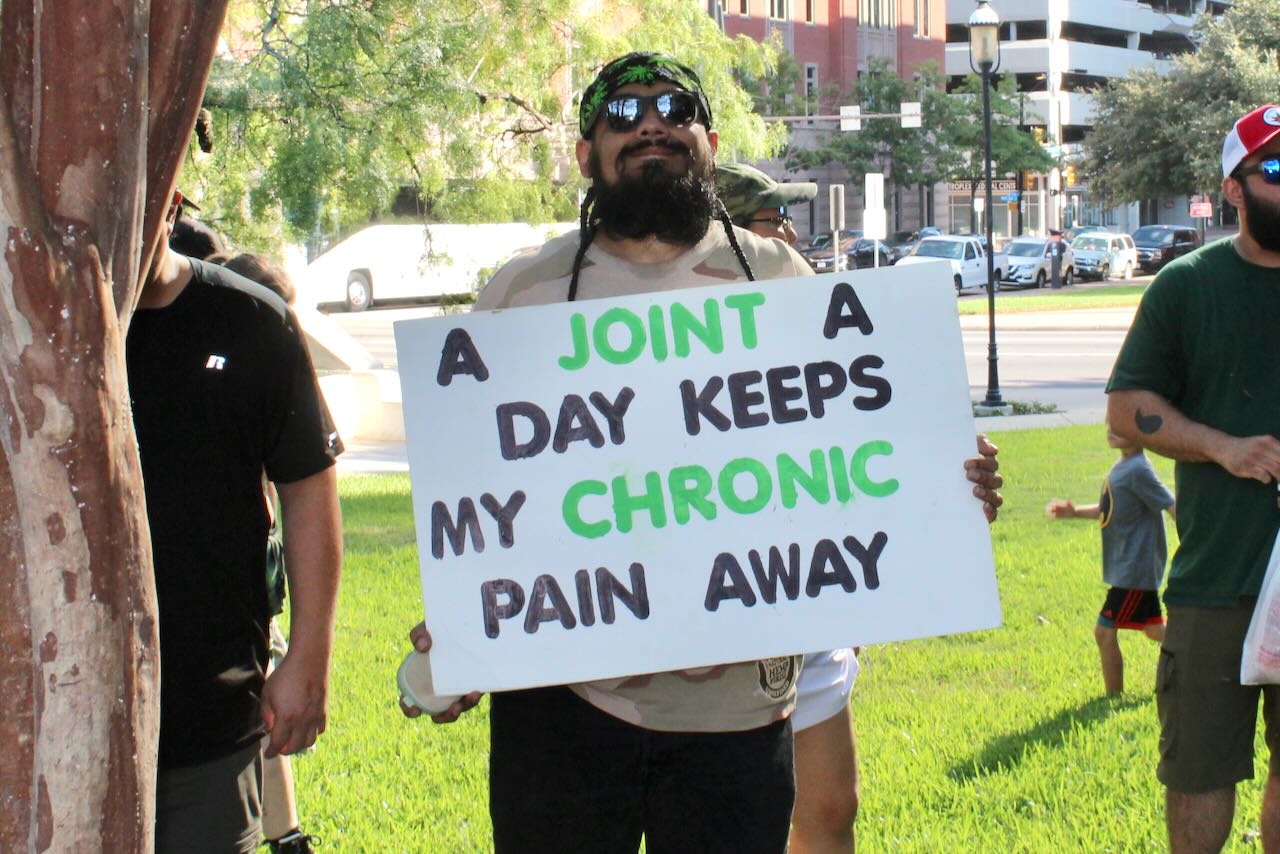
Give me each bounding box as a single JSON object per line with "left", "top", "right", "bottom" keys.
{"left": 1223, "top": 105, "right": 1280, "bottom": 178}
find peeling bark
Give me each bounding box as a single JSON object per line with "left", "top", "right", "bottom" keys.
{"left": 0, "top": 2, "right": 230, "bottom": 851}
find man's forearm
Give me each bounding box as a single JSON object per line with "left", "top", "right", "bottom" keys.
{"left": 277, "top": 466, "right": 343, "bottom": 667}
{"left": 1108, "top": 390, "right": 1280, "bottom": 485}
{"left": 1106, "top": 389, "right": 1220, "bottom": 464}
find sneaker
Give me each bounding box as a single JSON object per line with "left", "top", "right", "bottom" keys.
{"left": 268, "top": 829, "right": 320, "bottom": 854}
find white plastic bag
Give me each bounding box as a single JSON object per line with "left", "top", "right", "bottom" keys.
{"left": 1241, "top": 529, "right": 1280, "bottom": 685}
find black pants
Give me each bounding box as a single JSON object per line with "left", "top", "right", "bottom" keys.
{"left": 489, "top": 686, "right": 795, "bottom": 854}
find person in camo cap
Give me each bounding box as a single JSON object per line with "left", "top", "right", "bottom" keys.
{"left": 720, "top": 162, "right": 866, "bottom": 854}
{"left": 401, "top": 51, "right": 1004, "bottom": 854}
{"left": 716, "top": 162, "right": 817, "bottom": 247}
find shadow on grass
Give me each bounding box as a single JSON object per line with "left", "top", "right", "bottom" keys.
{"left": 339, "top": 474, "right": 418, "bottom": 554}
{"left": 948, "top": 693, "right": 1148, "bottom": 782}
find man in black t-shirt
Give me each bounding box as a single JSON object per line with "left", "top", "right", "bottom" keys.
{"left": 128, "top": 193, "right": 344, "bottom": 854}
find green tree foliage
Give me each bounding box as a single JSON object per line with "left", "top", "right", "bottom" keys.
{"left": 785, "top": 57, "right": 930, "bottom": 183}
{"left": 1083, "top": 0, "right": 1280, "bottom": 205}
{"left": 934, "top": 73, "right": 1055, "bottom": 184}
{"left": 776, "top": 57, "right": 1049, "bottom": 216}
{"left": 739, "top": 49, "right": 806, "bottom": 122}
{"left": 183, "top": 0, "right": 784, "bottom": 252}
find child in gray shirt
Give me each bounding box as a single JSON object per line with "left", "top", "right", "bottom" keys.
{"left": 1047, "top": 431, "right": 1175, "bottom": 695}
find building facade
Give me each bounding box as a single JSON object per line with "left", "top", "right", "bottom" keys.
{"left": 943, "top": 0, "right": 1231, "bottom": 239}
{"left": 713, "top": 0, "right": 949, "bottom": 239}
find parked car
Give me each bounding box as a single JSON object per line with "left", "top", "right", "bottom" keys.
{"left": 917, "top": 226, "right": 944, "bottom": 239}
{"left": 803, "top": 229, "right": 863, "bottom": 272}
{"left": 800, "top": 229, "right": 860, "bottom": 258}
{"left": 1063, "top": 224, "right": 1109, "bottom": 240}
{"left": 951, "top": 231, "right": 989, "bottom": 248}
{"left": 883, "top": 230, "right": 921, "bottom": 263}
{"left": 845, "top": 238, "right": 895, "bottom": 269}
{"left": 896, "top": 235, "right": 1007, "bottom": 294}
{"left": 304, "top": 222, "right": 575, "bottom": 311}
{"left": 1132, "top": 224, "right": 1200, "bottom": 273}
{"left": 1000, "top": 236, "right": 1076, "bottom": 289}
{"left": 1070, "top": 231, "right": 1138, "bottom": 281}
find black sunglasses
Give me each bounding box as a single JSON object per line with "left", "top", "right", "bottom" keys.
{"left": 1236, "top": 157, "right": 1280, "bottom": 185}
{"left": 602, "top": 91, "right": 701, "bottom": 133}
{"left": 747, "top": 210, "right": 793, "bottom": 227}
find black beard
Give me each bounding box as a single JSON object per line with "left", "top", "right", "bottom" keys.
{"left": 589, "top": 141, "right": 717, "bottom": 245}
{"left": 1240, "top": 177, "right": 1280, "bottom": 252}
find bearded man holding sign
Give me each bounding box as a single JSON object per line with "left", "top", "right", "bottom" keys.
{"left": 399, "top": 53, "right": 1003, "bottom": 853}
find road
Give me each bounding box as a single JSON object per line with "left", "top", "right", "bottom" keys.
{"left": 328, "top": 280, "right": 1141, "bottom": 418}
{"left": 961, "top": 326, "right": 1125, "bottom": 415}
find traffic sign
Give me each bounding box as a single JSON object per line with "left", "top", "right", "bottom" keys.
{"left": 1000, "top": 192, "right": 1020, "bottom": 202}
{"left": 900, "top": 102, "right": 921, "bottom": 128}
{"left": 1189, "top": 202, "right": 1213, "bottom": 218}
{"left": 840, "top": 105, "right": 861, "bottom": 132}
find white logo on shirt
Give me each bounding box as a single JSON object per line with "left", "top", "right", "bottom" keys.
{"left": 205, "top": 355, "right": 227, "bottom": 370}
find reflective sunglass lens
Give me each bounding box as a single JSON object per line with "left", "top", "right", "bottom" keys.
{"left": 1263, "top": 159, "right": 1280, "bottom": 184}
{"left": 604, "top": 97, "right": 642, "bottom": 131}
{"left": 657, "top": 92, "right": 697, "bottom": 126}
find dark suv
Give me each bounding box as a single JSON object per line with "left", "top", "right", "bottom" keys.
{"left": 1132, "top": 225, "right": 1200, "bottom": 273}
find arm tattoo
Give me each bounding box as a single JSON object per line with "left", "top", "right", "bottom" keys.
{"left": 1135, "top": 408, "right": 1163, "bottom": 435}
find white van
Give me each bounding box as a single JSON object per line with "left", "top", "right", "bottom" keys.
{"left": 302, "top": 222, "right": 574, "bottom": 311}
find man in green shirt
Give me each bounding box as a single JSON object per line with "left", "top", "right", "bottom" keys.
{"left": 1107, "top": 104, "right": 1280, "bottom": 853}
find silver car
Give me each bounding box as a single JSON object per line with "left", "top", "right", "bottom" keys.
{"left": 1070, "top": 231, "right": 1138, "bottom": 281}
{"left": 1000, "top": 236, "right": 1075, "bottom": 289}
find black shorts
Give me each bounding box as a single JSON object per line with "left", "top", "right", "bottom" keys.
{"left": 1098, "top": 586, "right": 1163, "bottom": 630}
{"left": 489, "top": 686, "right": 795, "bottom": 854}
{"left": 155, "top": 740, "right": 263, "bottom": 854}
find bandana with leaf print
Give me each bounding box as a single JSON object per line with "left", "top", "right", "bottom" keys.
{"left": 578, "top": 52, "right": 712, "bottom": 139}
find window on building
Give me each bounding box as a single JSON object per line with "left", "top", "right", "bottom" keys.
{"left": 804, "top": 64, "right": 819, "bottom": 125}
{"left": 769, "top": 0, "right": 788, "bottom": 20}
{"left": 805, "top": 0, "right": 814, "bottom": 23}
{"left": 914, "top": 0, "right": 929, "bottom": 37}
{"left": 859, "top": 0, "right": 896, "bottom": 29}
{"left": 1060, "top": 20, "right": 1126, "bottom": 47}
{"left": 740, "top": 0, "right": 749, "bottom": 14}
{"left": 1060, "top": 71, "right": 1108, "bottom": 93}
{"left": 1140, "top": 0, "right": 1195, "bottom": 14}
{"left": 1012, "top": 20, "right": 1046, "bottom": 40}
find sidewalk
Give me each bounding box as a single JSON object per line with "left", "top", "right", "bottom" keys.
{"left": 339, "top": 303, "right": 1124, "bottom": 474}
{"left": 957, "top": 305, "right": 1136, "bottom": 332}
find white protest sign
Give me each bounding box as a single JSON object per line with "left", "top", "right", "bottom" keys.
{"left": 394, "top": 265, "right": 1001, "bottom": 695}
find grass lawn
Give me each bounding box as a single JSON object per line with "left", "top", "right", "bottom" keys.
{"left": 292, "top": 424, "right": 1269, "bottom": 852}
{"left": 956, "top": 284, "right": 1147, "bottom": 315}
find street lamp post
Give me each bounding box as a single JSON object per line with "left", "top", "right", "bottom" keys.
{"left": 969, "top": 0, "right": 1005, "bottom": 410}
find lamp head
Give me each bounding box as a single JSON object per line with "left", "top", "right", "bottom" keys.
{"left": 968, "top": 1, "right": 1001, "bottom": 73}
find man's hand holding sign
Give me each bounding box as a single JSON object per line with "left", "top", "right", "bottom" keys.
{"left": 395, "top": 263, "right": 1002, "bottom": 708}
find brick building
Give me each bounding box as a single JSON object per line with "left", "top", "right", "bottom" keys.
{"left": 711, "top": 0, "right": 949, "bottom": 238}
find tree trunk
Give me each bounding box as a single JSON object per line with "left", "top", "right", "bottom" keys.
{"left": 0, "top": 3, "right": 228, "bottom": 850}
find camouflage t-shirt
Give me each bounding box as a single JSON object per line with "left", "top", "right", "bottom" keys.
{"left": 475, "top": 224, "right": 811, "bottom": 732}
